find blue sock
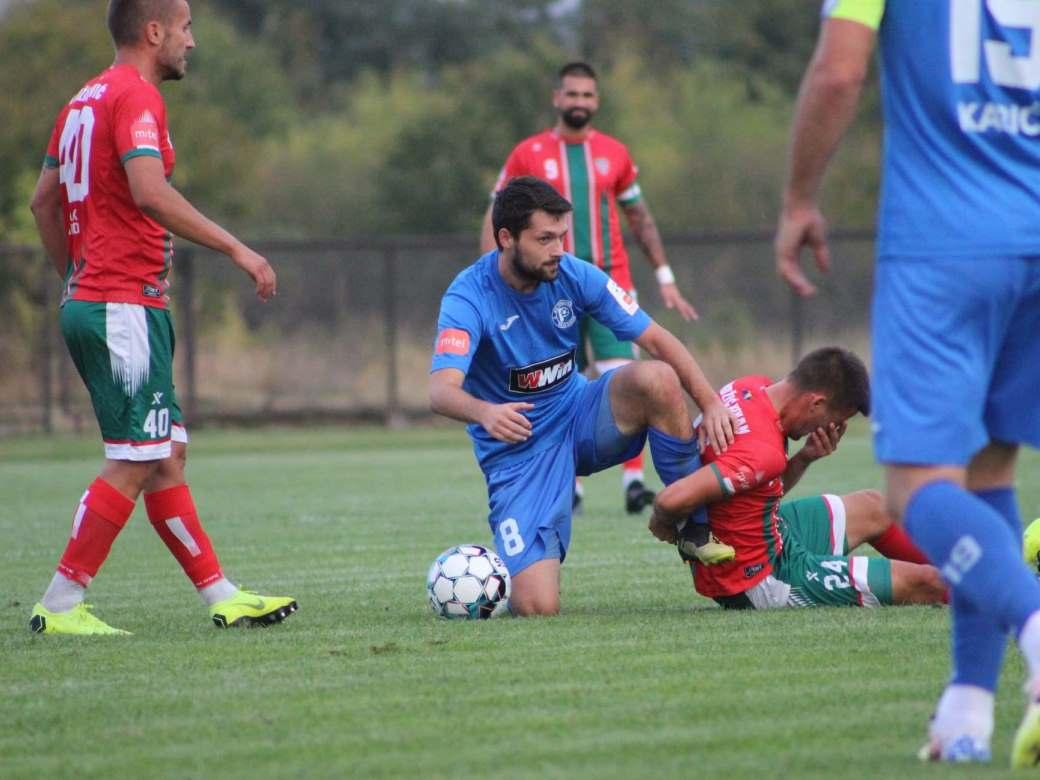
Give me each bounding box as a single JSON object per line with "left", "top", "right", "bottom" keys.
{"left": 906, "top": 481, "right": 1040, "bottom": 646}
{"left": 647, "top": 427, "right": 708, "bottom": 526}
{"left": 949, "top": 487, "right": 1023, "bottom": 690}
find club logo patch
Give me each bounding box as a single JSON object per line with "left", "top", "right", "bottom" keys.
{"left": 595, "top": 157, "right": 611, "bottom": 176}
{"left": 509, "top": 349, "right": 576, "bottom": 394}
{"left": 551, "top": 299, "right": 576, "bottom": 329}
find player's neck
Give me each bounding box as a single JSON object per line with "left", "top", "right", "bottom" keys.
{"left": 764, "top": 380, "right": 796, "bottom": 428}
{"left": 497, "top": 251, "right": 539, "bottom": 294}
{"left": 113, "top": 49, "right": 163, "bottom": 88}
{"left": 554, "top": 122, "right": 592, "bottom": 143}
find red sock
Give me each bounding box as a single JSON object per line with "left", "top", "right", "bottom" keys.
{"left": 873, "top": 524, "right": 932, "bottom": 565}
{"left": 623, "top": 451, "right": 644, "bottom": 473}
{"left": 144, "top": 484, "right": 223, "bottom": 588}
{"left": 57, "top": 478, "right": 135, "bottom": 586}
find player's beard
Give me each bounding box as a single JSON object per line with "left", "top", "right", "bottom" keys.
{"left": 158, "top": 48, "right": 188, "bottom": 81}
{"left": 512, "top": 246, "right": 560, "bottom": 284}
{"left": 560, "top": 107, "right": 592, "bottom": 130}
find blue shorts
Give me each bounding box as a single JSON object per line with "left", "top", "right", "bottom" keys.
{"left": 872, "top": 256, "right": 1040, "bottom": 465}
{"left": 484, "top": 370, "right": 646, "bottom": 575}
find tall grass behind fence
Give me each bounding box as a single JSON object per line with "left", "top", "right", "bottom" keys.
{"left": 0, "top": 230, "right": 874, "bottom": 436}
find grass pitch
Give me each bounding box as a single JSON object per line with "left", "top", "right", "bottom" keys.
{"left": 2, "top": 424, "right": 1040, "bottom": 778}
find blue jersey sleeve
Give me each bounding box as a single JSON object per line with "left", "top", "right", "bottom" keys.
{"left": 577, "top": 262, "right": 653, "bottom": 341}
{"left": 431, "top": 287, "right": 484, "bottom": 376}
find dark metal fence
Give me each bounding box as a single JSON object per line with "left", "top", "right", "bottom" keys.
{"left": 0, "top": 229, "right": 875, "bottom": 436}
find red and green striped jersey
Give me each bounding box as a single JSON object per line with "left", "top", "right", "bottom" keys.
{"left": 494, "top": 129, "right": 642, "bottom": 290}
{"left": 695, "top": 376, "right": 789, "bottom": 599}
{"left": 44, "top": 64, "right": 176, "bottom": 308}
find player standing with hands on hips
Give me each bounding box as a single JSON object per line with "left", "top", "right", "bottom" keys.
{"left": 776, "top": 0, "right": 1040, "bottom": 766}
{"left": 481, "top": 62, "right": 699, "bottom": 516}
{"left": 435, "top": 176, "right": 734, "bottom": 616}
{"left": 27, "top": 0, "right": 297, "bottom": 634}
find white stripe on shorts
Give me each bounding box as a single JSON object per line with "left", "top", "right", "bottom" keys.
{"left": 172, "top": 423, "right": 189, "bottom": 444}
{"left": 106, "top": 303, "right": 151, "bottom": 398}
{"left": 104, "top": 438, "right": 171, "bottom": 462}
{"left": 850, "top": 556, "right": 881, "bottom": 608}
{"left": 824, "top": 493, "right": 846, "bottom": 555}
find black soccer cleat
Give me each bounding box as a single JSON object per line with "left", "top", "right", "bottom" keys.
{"left": 624, "top": 480, "right": 655, "bottom": 514}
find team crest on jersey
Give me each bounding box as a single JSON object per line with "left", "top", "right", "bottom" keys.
{"left": 594, "top": 157, "right": 611, "bottom": 176}
{"left": 509, "top": 349, "right": 576, "bottom": 394}
{"left": 551, "top": 299, "right": 576, "bottom": 329}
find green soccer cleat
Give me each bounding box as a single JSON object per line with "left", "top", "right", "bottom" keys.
{"left": 1012, "top": 684, "right": 1040, "bottom": 768}
{"left": 1023, "top": 517, "right": 1040, "bottom": 575}
{"left": 29, "top": 602, "right": 132, "bottom": 636}
{"left": 209, "top": 590, "right": 298, "bottom": 628}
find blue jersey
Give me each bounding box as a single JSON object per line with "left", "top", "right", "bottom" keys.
{"left": 826, "top": 0, "right": 1040, "bottom": 257}
{"left": 431, "top": 251, "right": 652, "bottom": 472}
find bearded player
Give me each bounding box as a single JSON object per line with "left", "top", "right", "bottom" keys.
{"left": 479, "top": 62, "right": 699, "bottom": 518}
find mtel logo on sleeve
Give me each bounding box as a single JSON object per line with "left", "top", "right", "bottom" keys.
{"left": 509, "top": 349, "right": 576, "bottom": 394}
{"left": 436, "top": 328, "right": 470, "bottom": 355}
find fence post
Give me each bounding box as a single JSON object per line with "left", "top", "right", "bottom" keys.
{"left": 178, "top": 248, "right": 197, "bottom": 423}
{"left": 38, "top": 254, "right": 53, "bottom": 433}
{"left": 383, "top": 246, "right": 404, "bottom": 427}
{"left": 790, "top": 289, "right": 804, "bottom": 367}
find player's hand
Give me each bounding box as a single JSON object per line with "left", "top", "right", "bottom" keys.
{"left": 799, "top": 421, "right": 846, "bottom": 462}
{"left": 774, "top": 203, "right": 831, "bottom": 297}
{"left": 697, "top": 399, "right": 736, "bottom": 454}
{"left": 659, "top": 283, "right": 698, "bottom": 322}
{"left": 479, "top": 402, "right": 534, "bottom": 444}
{"left": 230, "top": 244, "right": 277, "bottom": 302}
{"left": 648, "top": 510, "right": 679, "bottom": 544}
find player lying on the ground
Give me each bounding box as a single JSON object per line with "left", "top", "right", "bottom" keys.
{"left": 647, "top": 348, "right": 946, "bottom": 608}
{"left": 430, "top": 176, "right": 735, "bottom": 616}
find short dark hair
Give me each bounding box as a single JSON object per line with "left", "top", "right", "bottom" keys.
{"left": 789, "top": 347, "right": 870, "bottom": 417}
{"left": 491, "top": 176, "right": 573, "bottom": 250}
{"left": 558, "top": 61, "right": 597, "bottom": 83}
{"left": 107, "top": 0, "right": 176, "bottom": 47}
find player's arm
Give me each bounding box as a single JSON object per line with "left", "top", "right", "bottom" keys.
{"left": 124, "top": 156, "right": 275, "bottom": 302}
{"left": 29, "top": 166, "right": 67, "bottom": 279}
{"left": 775, "top": 14, "right": 877, "bottom": 297}
{"left": 621, "top": 198, "right": 697, "bottom": 321}
{"left": 647, "top": 464, "right": 726, "bottom": 544}
{"left": 782, "top": 421, "right": 846, "bottom": 492}
{"left": 634, "top": 321, "right": 734, "bottom": 452}
{"left": 429, "top": 368, "right": 533, "bottom": 443}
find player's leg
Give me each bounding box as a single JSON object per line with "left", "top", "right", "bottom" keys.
{"left": 32, "top": 301, "right": 169, "bottom": 635}
{"left": 139, "top": 310, "right": 296, "bottom": 627}
{"left": 833, "top": 489, "right": 932, "bottom": 564}
{"left": 874, "top": 257, "right": 1040, "bottom": 763}
{"left": 487, "top": 448, "right": 576, "bottom": 617}
{"left": 588, "top": 316, "right": 654, "bottom": 514}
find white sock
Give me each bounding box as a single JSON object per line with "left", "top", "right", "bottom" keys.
{"left": 41, "top": 572, "right": 86, "bottom": 613}
{"left": 932, "top": 684, "right": 994, "bottom": 745}
{"left": 1018, "top": 610, "right": 1040, "bottom": 683}
{"left": 622, "top": 470, "right": 644, "bottom": 490}
{"left": 198, "top": 577, "right": 238, "bottom": 606}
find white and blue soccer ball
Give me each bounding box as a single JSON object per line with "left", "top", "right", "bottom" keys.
{"left": 426, "top": 544, "right": 511, "bottom": 619}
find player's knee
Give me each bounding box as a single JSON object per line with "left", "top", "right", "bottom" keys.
{"left": 634, "top": 361, "right": 683, "bottom": 409}
{"left": 894, "top": 562, "right": 947, "bottom": 604}
{"left": 509, "top": 594, "right": 560, "bottom": 617}
{"left": 855, "top": 489, "right": 889, "bottom": 535}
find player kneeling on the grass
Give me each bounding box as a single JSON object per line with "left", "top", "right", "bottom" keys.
{"left": 26, "top": 0, "right": 295, "bottom": 634}
{"left": 648, "top": 348, "right": 946, "bottom": 609}
{"left": 430, "top": 176, "right": 735, "bottom": 617}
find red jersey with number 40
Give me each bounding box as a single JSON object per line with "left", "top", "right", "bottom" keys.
{"left": 494, "top": 129, "right": 642, "bottom": 290}
{"left": 694, "top": 375, "right": 788, "bottom": 599}
{"left": 44, "top": 64, "right": 176, "bottom": 308}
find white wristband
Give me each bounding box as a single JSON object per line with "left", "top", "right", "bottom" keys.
{"left": 655, "top": 265, "right": 676, "bottom": 285}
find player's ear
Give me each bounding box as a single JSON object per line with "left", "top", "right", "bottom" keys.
{"left": 144, "top": 19, "right": 164, "bottom": 46}
{"left": 497, "top": 228, "right": 515, "bottom": 251}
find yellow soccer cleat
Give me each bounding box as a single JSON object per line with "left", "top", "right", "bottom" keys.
{"left": 1012, "top": 685, "right": 1040, "bottom": 768}
{"left": 209, "top": 590, "right": 298, "bottom": 628}
{"left": 1024, "top": 518, "right": 1040, "bottom": 575}
{"left": 28, "top": 602, "right": 132, "bottom": 636}
{"left": 678, "top": 533, "right": 737, "bottom": 565}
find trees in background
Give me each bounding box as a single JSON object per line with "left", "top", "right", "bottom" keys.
{"left": 0, "top": 0, "right": 880, "bottom": 242}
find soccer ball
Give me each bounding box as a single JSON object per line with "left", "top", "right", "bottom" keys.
{"left": 426, "top": 544, "right": 511, "bottom": 619}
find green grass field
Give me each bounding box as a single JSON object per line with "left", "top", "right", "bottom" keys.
{"left": 2, "top": 425, "right": 1040, "bottom": 778}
